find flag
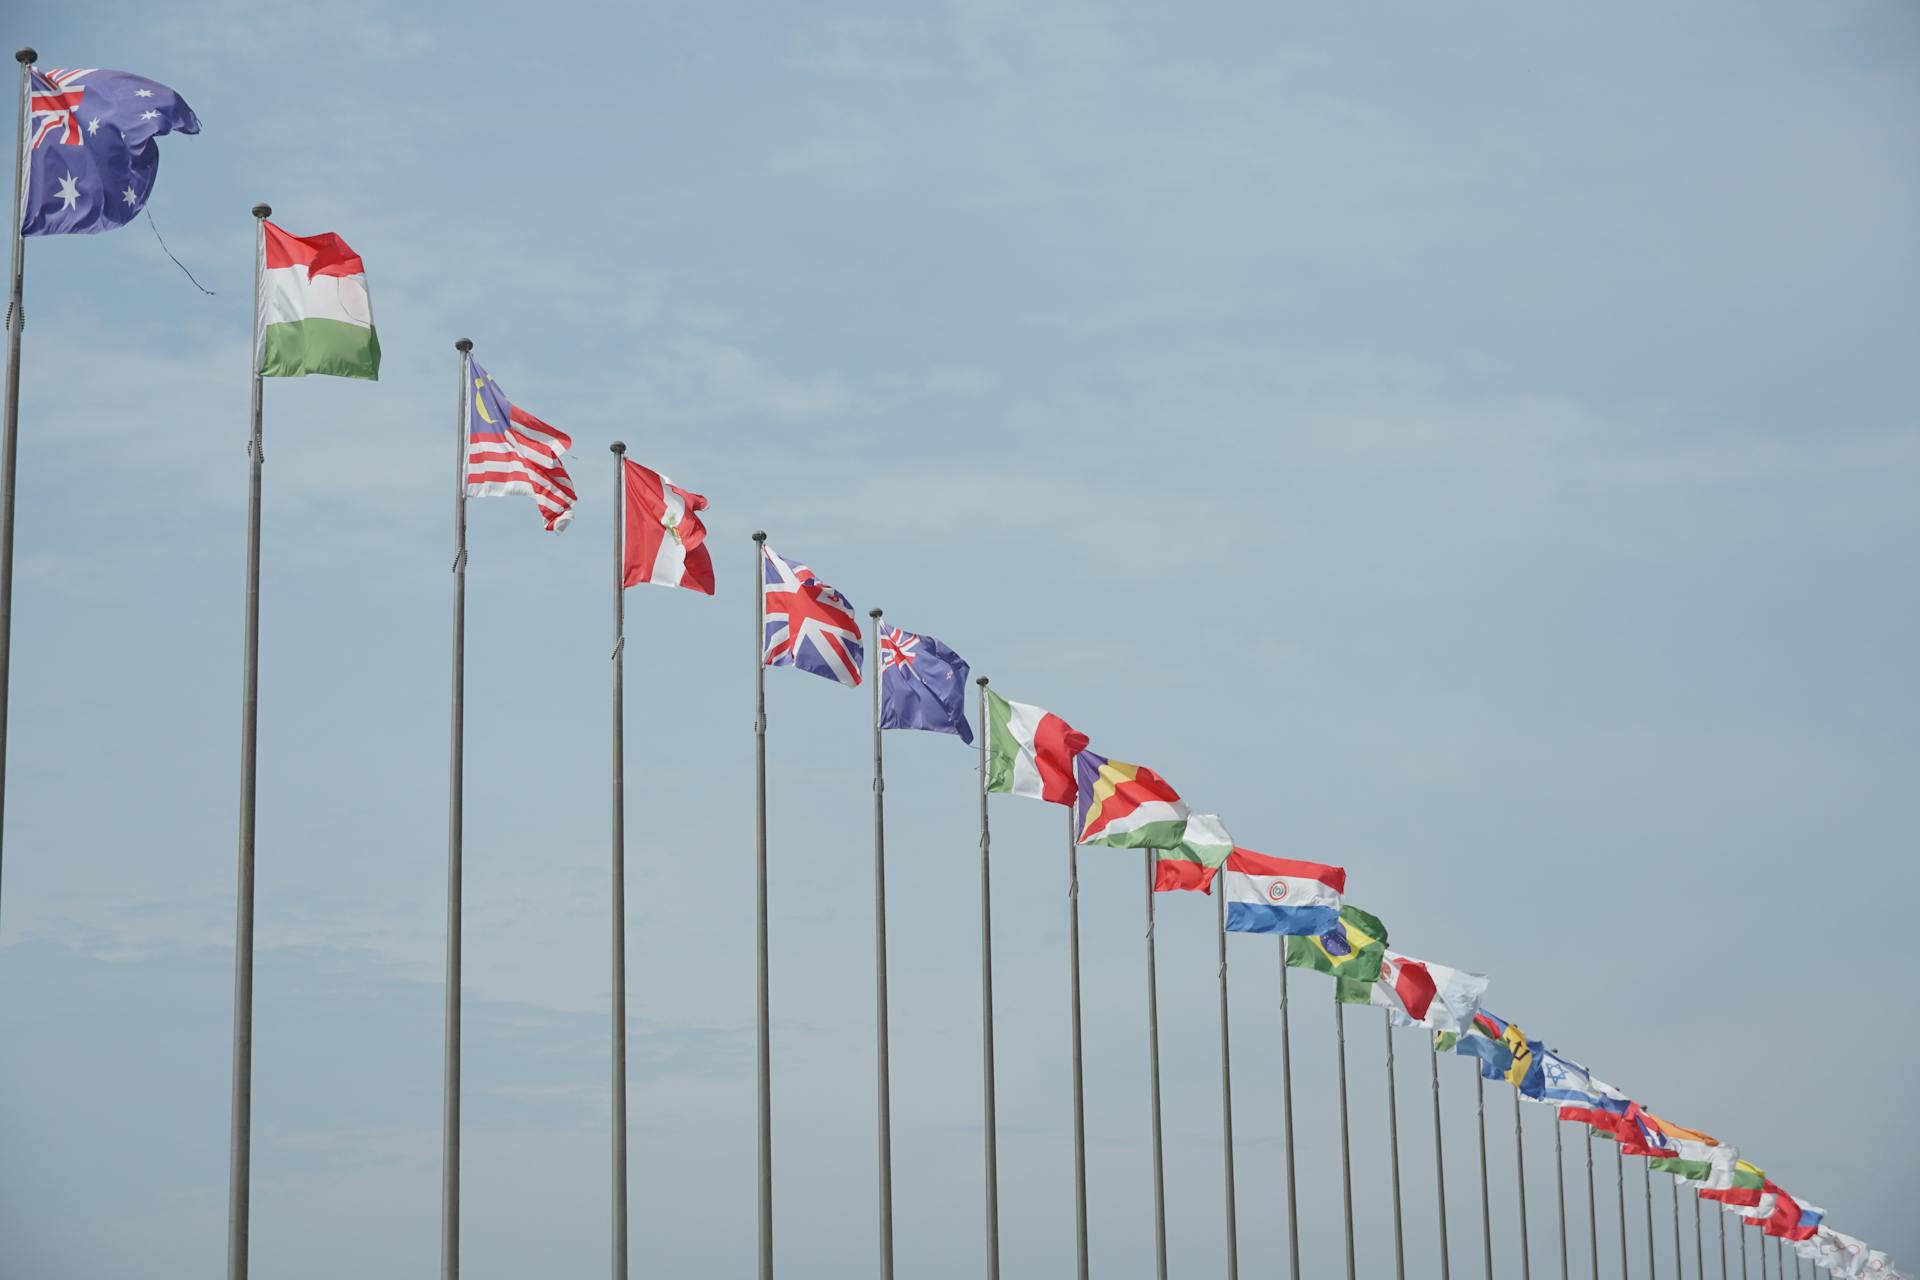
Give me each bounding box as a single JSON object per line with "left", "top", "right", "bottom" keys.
{"left": 1644, "top": 1115, "right": 1726, "bottom": 1181}
{"left": 1153, "top": 813, "right": 1234, "bottom": 892}
{"left": 1784, "top": 1202, "right": 1825, "bottom": 1243}
{"left": 22, "top": 65, "right": 198, "bottom": 236}
{"left": 878, "top": 625, "right": 971, "bottom": 742}
{"left": 465, "top": 361, "right": 576, "bottom": 531}
{"left": 1555, "top": 1071, "right": 1631, "bottom": 1130}
{"left": 1700, "top": 1158, "right": 1766, "bottom": 1206}
{"left": 984, "top": 690, "right": 1087, "bottom": 805}
{"left": 1368, "top": 956, "right": 1489, "bottom": 1035}
{"left": 1338, "top": 949, "right": 1438, "bottom": 1017}
{"left": 621, "top": 459, "right": 711, "bottom": 590}
{"left": 1615, "top": 1102, "right": 1678, "bottom": 1157}
{"left": 1075, "top": 751, "right": 1188, "bottom": 848}
{"left": 1284, "top": 904, "right": 1387, "bottom": 982}
{"left": 1440, "top": 1009, "right": 1535, "bottom": 1091}
{"left": 256, "top": 221, "right": 380, "bottom": 380}
{"left": 1223, "top": 848, "right": 1344, "bottom": 927}
{"left": 761, "top": 547, "right": 862, "bottom": 686}
{"left": 1519, "top": 1044, "right": 1617, "bottom": 1115}
{"left": 1816, "top": 1231, "right": 1869, "bottom": 1277}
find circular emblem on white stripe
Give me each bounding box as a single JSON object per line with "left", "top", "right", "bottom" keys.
{"left": 1266, "top": 881, "right": 1289, "bottom": 903}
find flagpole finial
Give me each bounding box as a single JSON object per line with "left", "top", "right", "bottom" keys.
{"left": 976, "top": 676, "right": 988, "bottom": 687}
{"left": 610, "top": 441, "right": 626, "bottom": 455}
{"left": 752, "top": 530, "right": 766, "bottom": 544}
{"left": 869, "top": 608, "right": 882, "bottom": 620}
{"left": 15, "top": 48, "right": 35, "bottom": 65}
{"left": 454, "top": 339, "right": 472, "bottom": 353}
{"left": 251, "top": 203, "right": 271, "bottom": 220}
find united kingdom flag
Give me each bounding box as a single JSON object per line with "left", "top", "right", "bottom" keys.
{"left": 762, "top": 546, "right": 863, "bottom": 686}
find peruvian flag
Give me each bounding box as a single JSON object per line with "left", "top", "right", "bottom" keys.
{"left": 1375, "top": 952, "right": 1440, "bottom": 1023}
{"left": 621, "top": 458, "right": 714, "bottom": 594}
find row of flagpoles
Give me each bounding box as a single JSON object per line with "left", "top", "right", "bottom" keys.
{"left": 0, "top": 49, "right": 1907, "bottom": 1280}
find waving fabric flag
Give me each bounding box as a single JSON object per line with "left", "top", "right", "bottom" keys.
{"left": 1519, "top": 1044, "right": 1613, "bottom": 1112}
{"left": 878, "top": 625, "right": 971, "bottom": 742}
{"left": 1700, "top": 1159, "right": 1766, "bottom": 1206}
{"left": 984, "top": 690, "right": 1087, "bottom": 804}
{"left": 257, "top": 221, "right": 380, "bottom": 380}
{"left": 464, "top": 361, "right": 576, "bottom": 530}
{"left": 762, "top": 547, "right": 862, "bottom": 686}
{"left": 1441, "top": 1010, "right": 1536, "bottom": 1092}
{"left": 1153, "top": 814, "right": 1234, "bottom": 892}
{"left": 1644, "top": 1115, "right": 1726, "bottom": 1180}
{"left": 1222, "top": 848, "right": 1345, "bottom": 927}
{"left": 1338, "top": 949, "right": 1438, "bottom": 1018}
{"left": 1371, "top": 957, "right": 1488, "bottom": 1034}
{"left": 1285, "top": 904, "right": 1388, "bottom": 981}
{"left": 1075, "top": 752, "right": 1188, "bottom": 848}
{"left": 1615, "top": 1102, "right": 1679, "bottom": 1157}
{"left": 621, "top": 459, "right": 711, "bottom": 588}
{"left": 22, "top": 65, "right": 199, "bottom": 236}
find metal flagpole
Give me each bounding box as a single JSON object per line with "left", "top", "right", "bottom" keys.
{"left": 976, "top": 678, "right": 1000, "bottom": 1280}
{"left": 1476, "top": 1074, "right": 1493, "bottom": 1280}
{"left": 1384, "top": 1011, "right": 1404, "bottom": 1280}
{"left": 1694, "top": 1188, "right": 1704, "bottom": 1280}
{"left": 0, "top": 48, "right": 38, "bottom": 929}
{"left": 1515, "top": 1089, "right": 1532, "bottom": 1280}
{"left": 751, "top": 530, "right": 772, "bottom": 1280}
{"left": 1671, "top": 1174, "right": 1683, "bottom": 1280}
{"left": 1144, "top": 853, "right": 1168, "bottom": 1280}
{"left": 441, "top": 338, "right": 473, "bottom": 1280}
{"left": 1066, "top": 804, "right": 1089, "bottom": 1280}
{"left": 1216, "top": 889, "right": 1240, "bottom": 1280}
{"left": 1554, "top": 1119, "right": 1568, "bottom": 1280}
{"left": 1335, "top": 994, "right": 1357, "bottom": 1280}
{"left": 1644, "top": 1154, "right": 1656, "bottom": 1278}
{"left": 1719, "top": 1195, "right": 1727, "bottom": 1280}
{"left": 1585, "top": 1126, "right": 1598, "bottom": 1280}
{"left": 609, "top": 443, "right": 630, "bottom": 1280}
{"left": 1278, "top": 950, "right": 1302, "bottom": 1280}
{"left": 1615, "top": 1140, "right": 1628, "bottom": 1280}
{"left": 1431, "top": 1039, "right": 1451, "bottom": 1280}
{"left": 226, "top": 200, "right": 271, "bottom": 1280}
{"left": 867, "top": 609, "right": 895, "bottom": 1280}
{"left": 1739, "top": 1211, "right": 1747, "bottom": 1278}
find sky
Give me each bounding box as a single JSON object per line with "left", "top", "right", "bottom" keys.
{"left": 1, "top": 1, "right": 1916, "bottom": 1276}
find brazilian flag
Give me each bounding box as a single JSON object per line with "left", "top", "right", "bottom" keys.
{"left": 1285, "top": 905, "right": 1388, "bottom": 982}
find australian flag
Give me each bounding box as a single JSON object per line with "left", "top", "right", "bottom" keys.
{"left": 22, "top": 66, "right": 199, "bottom": 237}
{"left": 878, "top": 624, "right": 972, "bottom": 743}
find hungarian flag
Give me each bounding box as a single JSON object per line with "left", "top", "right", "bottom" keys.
{"left": 621, "top": 459, "right": 713, "bottom": 593}
{"left": 256, "top": 220, "right": 379, "bottom": 379}
{"left": 1284, "top": 904, "right": 1387, "bottom": 982}
{"left": 984, "top": 689, "right": 1087, "bottom": 805}
{"left": 1152, "top": 813, "right": 1233, "bottom": 892}
{"left": 1222, "top": 848, "right": 1344, "bottom": 929}
{"left": 1075, "top": 751, "right": 1188, "bottom": 848}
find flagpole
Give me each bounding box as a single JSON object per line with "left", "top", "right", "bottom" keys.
{"left": 1693, "top": 1188, "right": 1704, "bottom": 1280}
{"left": 1739, "top": 1210, "right": 1747, "bottom": 1279}
{"left": 1143, "top": 853, "right": 1168, "bottom": 1280}
{"left": 1066, "top": 803, "right": 1089, "bottom": 1280}
{"left": 1616, "top": 1141, "right": 1629, "bottom": 1280}
{"left": 226, "top": 200, "right": 271, "bottom": 1280}
{"left": 0, "top": 48, "right": 37, "bottom": 930}
{"left": 751, "top": 530, "right": 772, "bottom": 1280}
{"left": 1515, "top": 1089, "right": 1532, "bottom": 1280}
{"left": 1644, "top": 1156, "right": 1656, "bottom": 1278}
{"left": 975, "top": 678, "right": 1000, "bottom": 1280}
{"left": 867, "top": 608, "right": 895, "bottom": 1280}
{"left": 1335, "top": 994, "right": 1357, "bottom": 1280}
{"left": 1430, "top": 1039, "right": 1451, "bottom": 1280}
{"left": 609, "top": 443, "right": 630, "bottom": 1280}
{"left": 1719, "top": 1196, "right": 1728, "bottom": 1280}
{"left": 1278, "top": 949, "right": 1302, "bottom": 1280}
{"left": 441, "top": 337, "right": 472, "bottom": 1280}
{"left": 1384, "top": 1010, "right": 1404, "bottom": 1280}
{"left": 1216, "top": 888, "right": 1240, "bottom": 1280}
{"left": 1476, "top": 1074, "right": 1493, "bottom": 1280}
{"left": 1585, "top": 1126, "right": 1598, "bottom": 1280}
{"left": 1554, "top": 1119, "right": 1568, "bottom": 1280}
{"left": 1671, "top": 1174, "right": 1683, "bottom": 1280}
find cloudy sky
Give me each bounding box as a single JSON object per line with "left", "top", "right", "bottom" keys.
{"left": 2, "top": 2, "right": 1915, "bottom": 1276}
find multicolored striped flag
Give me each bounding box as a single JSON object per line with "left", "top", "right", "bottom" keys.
{"left": 984, "top": 691, "right": 1087, "bottom": 804}
{"left": 256, "top": 221, "right": 380, "bottom": 380}
{"left": 1153, "top": 813, "right": 1234, "bottom": 892}
{"left": 761, "top": 547, "right": 862, "bottom": 686}
{"left": 1222, "top": 848, "right": 1344, "bottom": 927}
{"left": 1075, "top": 751, "right": 1188, "bottom": 848}
{"left": 465, "top": 361, "right": 577, "bottom": 531}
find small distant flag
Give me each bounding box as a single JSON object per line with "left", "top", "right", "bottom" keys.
{"left": 1700, "top": 1159, "right": 1767, "bottom": 1206}
{"left": 878, "top": 625, "right": 971, "bottom": 742}
{"left": 1340, "top": 950, "right": 1489, "bottom": 1036}
{"left": 621, "top": 459, "right": 713, "bottom": 592}
{"left": 465, "top": 361, "right": 576, "bottom": 530}
{"left": 1284, "top": 904, "right": 1388, "bottom": 982}
{"left": 22, "top": 65, "right": 199, "bottom": 236}
{"left": 1521, "top": 1044, "right": 1623, "bottom": 1121}
{"left": 1153, "top": 814, "right": 1234, "bottom": 892}
{"left": 762, "top": 547, "right": 862, "bottom": 686}
{"left": 1075, "top": 752, "right": 1188, "bottom": 849}
{"left": 1440, "top": 1009, "right": 1536, "bottom": 1092}
{"left": 1222, "top": 848, "right": 1344, "bottom": 929}
{"left": 984, "top": 690, "right": 1087, "bottom": 805}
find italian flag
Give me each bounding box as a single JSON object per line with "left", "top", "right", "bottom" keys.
{"left": 256, "top": 220, "right": 380, "bottom": 380}
{"left": 1151, "top": 813, "right": 1233, "bottom": 892}
{"left": 984, "top": 689, "right": 1087, "bottom": 806}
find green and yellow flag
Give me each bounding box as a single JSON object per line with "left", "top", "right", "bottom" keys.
{"left": 1284, "top": 905, "right": 1387, "bottom": 982}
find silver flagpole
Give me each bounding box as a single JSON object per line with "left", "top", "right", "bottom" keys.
{"left": 1144, "top": 853, "right": 1168, "bottom": 1280}
{"left": 1515, "top": 1089, "right": 1532, "bottom": 1280}
{"left": 1739, "top": 1210, "right": 1747, "bottom": 1278}
{"left": 976, "top": 678, "right": 1000, "bottom": 1280}
{"left": 610, "top": 443, "right": 630, "bottom": 1280}
{"left": 1616, "top": 1141, "right": 1629, "bottom": 1280}
{"left": 1216, "top": 888, "right": 1240, "bottom": 1280}
{"left": 1335, "top": 994, "right": 1357, "bottom": 1280}
{"left": 1644, "top": 1155, "right": 1656, "bottom": 1279}
{"left": 226, "top": 200, "right": 271, "bottom": 1280}
{"left": 1554, "top": 1119, "right": 1567, "bottom": 1280}
{"left": 1384, "top": 1011, "right": 1404, "bottom": 1280}
{"left": 1671, "top": 1174, "right": 1683, "bottom": 1280}
{"left": 1585, "top": 1126, "right": 1598, "bottom": 1280}
{"left": 1719, "top": 1195, "right": 1727, "bottom": 1280}
{"left": 751, "top": 530, "right": 773, "bottom": 1280}
{"left": 441, "top": 338, "right": 472, "bottom": 1280}
{"left": 1278, "top": 949, "right": 1302, "bottom": 1280}
{"left": 1693, "top": 1188, "right": 1704, "bottom": 1280}
{"left": 0, "top": 48, "right": 37, "bottom": 928}
{"left": 1066, "top": 804, "right": 1089, "bottom": 1280}
{"left": 867, "top": 609, "right": 895, "bottom": 1280}
{"left": 1476, "top": 1074, "right": 1493, "bottom": 1280}
{"left": 1431, "top": 1039, "right": 1451, "bottom": 1280}
{"left": 1756, "top": 1227, "right": 1765, "bottom": 1280}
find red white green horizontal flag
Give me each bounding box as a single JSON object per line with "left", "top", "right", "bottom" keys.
{"left": 256, "top": 220, "right": 379, "bottom": 380}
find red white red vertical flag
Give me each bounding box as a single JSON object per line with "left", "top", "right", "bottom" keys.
{"left": 621, "top": 459, "right": 715, "bottom": 594}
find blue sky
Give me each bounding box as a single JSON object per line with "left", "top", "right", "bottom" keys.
{"left": 1, "top": 2, "right": 1915, "bottom": 1276}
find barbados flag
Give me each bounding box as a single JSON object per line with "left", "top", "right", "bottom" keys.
{"left": 1075, "top": 751, "right": 1189, "bottom": 849}
{"left": 1283, "top": 904, "right": 1388, "bottom": 982}
{"left": 1443, "top": 1009, "right": 1539, "bottom": 1093}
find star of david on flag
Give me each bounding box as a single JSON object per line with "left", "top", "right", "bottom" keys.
{"left": 878, "top": 624, "right": 972, "bottom": 742}
{"left": 22, "top": 65, "right": 199, "bottom": 236}
{"left": 762, "top": 545, "right": 862, "bottom": 686}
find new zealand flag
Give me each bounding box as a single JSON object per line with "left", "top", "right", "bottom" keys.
{"left": 878, "top": 624, "right": 972, "bottom": 743}
{"left": 22, "top": 65, "right": 199, "bottom": 237}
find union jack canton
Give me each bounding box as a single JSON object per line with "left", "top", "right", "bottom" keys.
{"left": 761, "top": 546, "right": 863, "bottom": 686}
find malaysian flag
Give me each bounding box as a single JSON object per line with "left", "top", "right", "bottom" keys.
{"left": 466, "top": 360, "right": 577, "bottom": 531}
{"left": 762, "top": 546, "right": 862, "bottom": 686}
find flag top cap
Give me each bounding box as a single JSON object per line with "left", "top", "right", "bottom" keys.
{"left": 17, "top": 48, "right": 37, "bottom": 64}
{"left": 870, "top": 608, "right": 882, "bottom": 619}
{"left": 752, "top": 530, "right": 767, "bottom": 542}
{"left": 976, "top": 676, "right": 988, "bottom": 687}
{"left": 455, "top": 338, "right": 472, "bottom": 353}
{"left": 252, "top": 203, "right": 271, "bottom": 219}
{"left": 610, "top": 441, "right": 626, "bottom": 454}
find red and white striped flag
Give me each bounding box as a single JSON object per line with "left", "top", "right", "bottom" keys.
{"left": 465, "top": 360, "right": 577, "bottom": 531}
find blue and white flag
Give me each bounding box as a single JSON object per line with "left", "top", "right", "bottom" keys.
{"left": 22, "top": 65, "right": 199, "bottom": 236}
{"left": 877, "top": 624, "right": 972, "bottom": 743}
{"left": 1521, "top": 1043, "right": 1608, "bottom": 1109}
